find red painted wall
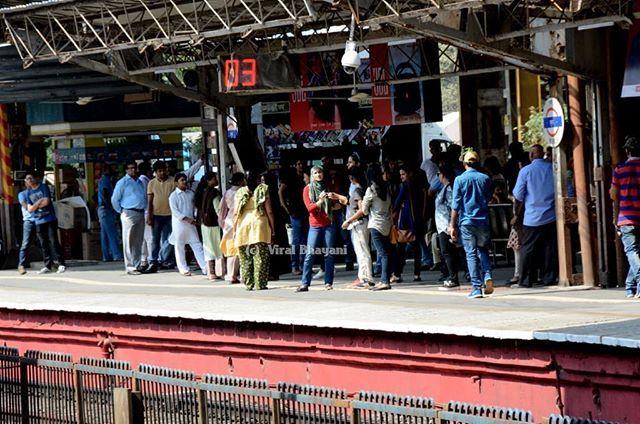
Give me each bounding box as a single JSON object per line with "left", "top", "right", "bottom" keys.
{"left": 0, "top": 308, "right": 638, "bottom": 423}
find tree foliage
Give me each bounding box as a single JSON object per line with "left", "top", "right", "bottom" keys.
{"left": 520, "top": 106, "right": 545, "bottom": 148}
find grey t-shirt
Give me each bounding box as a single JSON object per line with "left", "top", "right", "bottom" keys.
{"left": 362, "top": 186, "right": 392, "bottom": 236}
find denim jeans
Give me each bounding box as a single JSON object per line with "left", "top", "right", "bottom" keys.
{"left": 18, "top": 220, "right": 36, "bottom": 266}
{"left": 36, "top": 220, "right": 65, "bottom": 270}
{"left": 460, "top": 225, "right": 492, "bottom": 289}
{"left": 289, "top": 216, "right": 307, "bottom": 271}
{"left": 301, "top": 225, "right": 336, "bottom": 286}
{"left": 620, "top": 225, "right": 640, "bottom": 295}
{"left": 151, "top": 215, "right": 172, "bottom": 265}
{"left": 98, "top": 206, "right": 123, "bottom": 261}
{"left": 370, "top": 229, "right": 392, "bottom": 283}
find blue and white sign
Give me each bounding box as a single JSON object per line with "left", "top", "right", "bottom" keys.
{"left": 542, "top": 97, "right": 565, "bottom": 148}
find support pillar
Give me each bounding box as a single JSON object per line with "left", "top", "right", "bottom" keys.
{"left": 550, "top": 80, "right": 572, "bottom": 286}
{"left": 606, "top": 29, "right": 627, "bottom": 287}
{"left": 568, "top": 76, "right": 596, "bottom": 287}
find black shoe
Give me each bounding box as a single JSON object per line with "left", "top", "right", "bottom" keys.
{"left": 413, "top": 275, "right": 422, "bottom": 282}
{"left": 295, "top": 285, "right": 309, "bottom": 292}
{"left": 141, "top": 264, "right": 158, "bottom": 274}
{"left": 345, "top": 263, "right": 354, "bottom": 271}
{"left": 438, "top": 273, "right": 448, "bottom": 282}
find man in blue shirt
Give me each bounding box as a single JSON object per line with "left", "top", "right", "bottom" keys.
{"left": 17, "top": 183, "right": 37, "bottom": 275}
{"left": 111, "top": 161, "right": 147, "bottom": 275}
{"left": 25, "top": 173, "right": 66, "bottom": 274}
{"left": 449, "top": 151, "right": 493, "bottom": 299}
{"left": 512, "top": 144, "right": 557, "bottom": 288}
{"left": 97, "top": 165, "right": 123, "bottom": 262}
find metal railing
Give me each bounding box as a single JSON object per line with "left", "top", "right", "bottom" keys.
{"left": 0, "top": 347, "right": 620, "bottom": 424}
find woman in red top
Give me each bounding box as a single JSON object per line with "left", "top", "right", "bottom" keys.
{"left": 296, "top": 166, "right": 343, "bottom": 292}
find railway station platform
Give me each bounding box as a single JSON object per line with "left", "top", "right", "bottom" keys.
{"left": 0, "top": 263, "right": 637, "bottom": 422}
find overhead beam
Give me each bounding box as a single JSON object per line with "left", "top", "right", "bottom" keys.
{"left": 384, "top": 19, "right": 595, "bottom": 79}
{"left": 487, "top": 15, "right": 631, "bottom": 42}
{"left": 0, "top": 84, "right": 143, "bottom": 103}
{"left": 227, "top": 65, "right": 512, "bottom": 95}
{"left": 69, "top": 57, "right": 230, "bottom": 110}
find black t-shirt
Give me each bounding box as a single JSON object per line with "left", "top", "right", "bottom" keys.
{"left": 283, "top": 171, "right": 307, "bottom": 218}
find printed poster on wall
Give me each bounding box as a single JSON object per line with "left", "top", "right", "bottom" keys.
{"left": 622, "top": 0, "right": 640, "bottom": 97}
{"left": 370, "top": 42, "right": 425, "bottom": 126}
{"left": 289, "top": 51, "right": 344, "bottom": 132}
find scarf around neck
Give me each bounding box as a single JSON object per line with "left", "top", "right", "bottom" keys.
{"left": 309, "top": 179, "right": 333, "bottom": 223}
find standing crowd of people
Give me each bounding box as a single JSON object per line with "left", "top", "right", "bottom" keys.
{"left": 15, "top": 140, "right": 568, "bottom": 299}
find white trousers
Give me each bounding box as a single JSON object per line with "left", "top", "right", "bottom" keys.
{"left": 351, "top": 221, "right": 373, "bottom": 283}
{"left": 225, "top": 256, "right": 240, "bottom": 282}
{"left": 121, "top": 210, "right": 145, "bottom": 272}
{"left": 141, "top": 223, "right": 153, "bottom": 263}
{"left": 175, "top": 241, "right": 207, "bottom": 275}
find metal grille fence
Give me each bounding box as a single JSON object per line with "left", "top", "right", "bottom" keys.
{"left": 278, "top": 383, "right": 350, "bottom": 424}
{"left": 137, "top": 364, "right": 199, "bottom": 424}
{"left": 203, "top": 375, "right": 272, "bottom": 424}
{"left": 353, "top": 391, "right": 437, "bottom": 424}
{"left": 0, "top": 346, "right": 21, "bottom": 423}
{"left": 0, "top": 347, "right": 622, "bottom": 424}
{"left": 24, "top": 350, "right": 77, "bottom": 424}
{"left": 77, "top": 357, "right": 133, "bottom": 424}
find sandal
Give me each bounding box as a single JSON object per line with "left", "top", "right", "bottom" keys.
{"left": 371, "top": 282, "right": 392, "bottom": 291}
{"left": 181, "top": 271, "right": 192, "bottom": 277}
{"left": 347, "top": 279, "right": 367, "bottom": 289}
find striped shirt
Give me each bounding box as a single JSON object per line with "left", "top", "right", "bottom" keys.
{"left": 612, "top": 158, "right": 640, "bottom": 226}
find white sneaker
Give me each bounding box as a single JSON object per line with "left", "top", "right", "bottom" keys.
{"left": 37, "top": 267, "right": 51, "bottom": 274}
{"left": 56, "top": 265, "right": 66, "bottom": 274}
{"left": 313, "top": 270, "right": 325, "bottom": 280}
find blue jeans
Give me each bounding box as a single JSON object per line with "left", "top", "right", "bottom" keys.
{"left": 370, "top": 229, "right": 392, "bottom": 283}
{"left": 151, "top": 215, "right": 172, "bottom": 265}
{"left": 301, "top": 225, "right": 336, "bottom": 286}
{"left": 620, "top": 225, "right": 640, "bottom": 295}
{"left": 460, "top": 225, "right": 492, "bottom": 289}
{"left": 18, "top": 220, "right": 36, "bottom": 266}
{"left": 421, "top": 237, "right": 434, "bottom": 267}
{"left": 98, "top": 207, "right": 123, "bottom": 261}
{"left": 289, "top": 216, "right": 307, "bottom": 271}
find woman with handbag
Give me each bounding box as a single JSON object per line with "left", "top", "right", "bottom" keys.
{"left": 393, "top": 165, "right": 426, "bottom": 282}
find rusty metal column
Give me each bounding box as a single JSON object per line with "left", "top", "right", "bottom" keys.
{"left": 550, "top": 81, "right": 572, "bottom": 286}
{"left": 606, "top": 29, "right": 627, "bottom": 287}
{"left": 568, "top": 76, "right": 596, "bottom": 286}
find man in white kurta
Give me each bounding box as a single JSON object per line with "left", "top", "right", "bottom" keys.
{"left": 168, "top": 174, "right": 208, "bottom": 276}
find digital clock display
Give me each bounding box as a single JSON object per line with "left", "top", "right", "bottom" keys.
{"left": 223, "top": 58, "right": 257, "bottom": 90}
{"left": 220, "top": 55, "right": 299, "bottom": 92}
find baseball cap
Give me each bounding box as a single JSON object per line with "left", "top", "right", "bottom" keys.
{"left": 463, "top": 151, "right": 480, "bottom": 164}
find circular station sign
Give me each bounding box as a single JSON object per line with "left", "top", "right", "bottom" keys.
{"left": 542, "top": 97, "right": 565, "bottom": 148}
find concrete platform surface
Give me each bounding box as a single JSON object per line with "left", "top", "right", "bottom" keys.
{"left": 0, "top": 263, "right": 638, "bottom": 348}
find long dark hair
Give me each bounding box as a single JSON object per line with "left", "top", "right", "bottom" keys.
{"left": 194, "top": 172, "right": 217, "bottom": 211}
{"left": 367, "top": 165, "right": 387, "bottom": 202}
